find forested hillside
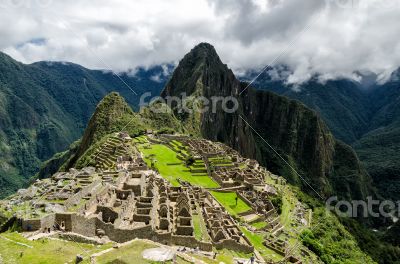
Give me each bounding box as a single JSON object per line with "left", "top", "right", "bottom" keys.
{"left": 0, "top": 51, "right": 168, "bottom": 196}
{"left": 245, "top": 68, "right": 400, "bottom": 200}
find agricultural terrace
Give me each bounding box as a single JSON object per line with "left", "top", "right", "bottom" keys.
{"left": 209, "top": 191, "right": 251, "bottom": 217}
{"left": 239, "top": 227, "right": 284, "bottom": 262}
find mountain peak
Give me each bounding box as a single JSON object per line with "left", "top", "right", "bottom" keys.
{"left": 177, "top": 42, "right": 223, "bottom": 71}
{"left": 189, "top": 42, "right": 218, "bottom": 58}
{"left": 73, "top": 92, "right": 134, "bottom": 160}
{"left": 161, "top": 43, "right": 235, "bottom": 99}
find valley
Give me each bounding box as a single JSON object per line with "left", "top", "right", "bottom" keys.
{"left": 0, "top": 52, "right": 169, "bottom": 197}
{"left": 0, "top": 43, "right": 399, "bottom": 263}
{"left": 246, "top": 71, "right": 400, "bottom": 200}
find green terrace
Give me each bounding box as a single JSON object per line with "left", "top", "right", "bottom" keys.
{"left": 209, "top": 191, "right": 251, "bottom": 217}
{"left": 133, "top": 135, "right": 148, "bottom": 144}
{"left": 136, "top": 140, "right": 219, "bottom": 188}
{"left": 209, "top": 190, "right": 288, "bottom": 262}
{"left": 192, "top": 206, "right": 212, "bottom": 243}
{"left": 168, "top": 139, "right": 190, "bottom": 158}
{"left": 250, "top": 221, "right": 268, "bottom": 230}
{"left": 208, "top": 156, "right": 235, "bottom": 167}
{"left": 239, "top": 227, "right": 284, "bottom": 262}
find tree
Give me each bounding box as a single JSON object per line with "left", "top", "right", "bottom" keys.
{"left": 185, "top": 156, "right": 195, "bottom": 167}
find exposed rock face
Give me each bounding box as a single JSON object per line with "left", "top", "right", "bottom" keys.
{"left": 162, "top": 43, "right": 372, "bottom": 200}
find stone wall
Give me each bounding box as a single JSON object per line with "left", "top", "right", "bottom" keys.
{"left": 40, "top": 214, "right": 55, "bottom": 231}
{"left": 214, "top": 238, "right": 254, "bottom": 253}
{"left": 151, "top": 232, "right": 172, "bottom": 245}
{"left": 236, "top": 191, "right": 256, "bottom": 210}
{"left": 97, "top": 206, "right": 118, "bottom": 223}
{"left": 96, "top": 219, "right": 153, "bottom": 243}
{"left": 56, "top": 232, "right": 103, "bottom": 245}
{"left": 171, "top": 235, "right": 213, "bottom": 251}
{"left": 65, "top": 180, "right": 101, "bottom": 209}
{"left": 71, "top": 214, "right": 97, "bottom": 237}
{"left": 55, "top": 213, "right": 73, "bottom": 231}
{"left": 22, "top": 219, "right": 41, "bottom": 231}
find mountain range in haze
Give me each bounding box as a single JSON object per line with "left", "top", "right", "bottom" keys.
{"left": 0, "top": 51, "right": 170, "bottom": 196}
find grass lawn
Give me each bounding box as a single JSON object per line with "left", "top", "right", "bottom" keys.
{"left": 138, "top": 144, "right": 219, "bottom": 188}
{"left": 169, "top": 140, "right": 190, "bottom": 156}
{"left": 192, "top": 211, "right": 211, "bottom": 242}
{"left": 250, "top": 221, "right": 267, "bottom": 230}
{"left": 95, "top": 240, "right": 189, "bottom": 264}
{"left": 0, "top": 232, "right": 111, "bottom": 264}
{"left": 188, "top": 248, "right": 252, "bottom": 264}
{"left": 239, "top": 227, "right": 284, "bottom": 262}
{"left": 210, "top": 191, "right": 251, "bottom": 217}
{"left": 281, "top": 188, "right": 296, "bottom": 228}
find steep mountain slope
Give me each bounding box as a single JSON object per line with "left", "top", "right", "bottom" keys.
{"left": 246, "top": 67, "right": 400, "bottom": 200}
{"left": 353, "top": 75, "right": 400, "bottom": 200}
{"left": 37, "top": 92, "right": 183, "bottom": 177}
{"left": 0, "top": 51, "right": 167, "bottom": 197}
{"left": 162, "top": 43, "right": 373, "bottom": 200}
{"left": 246, "top": 72, "right": 371, "bottom": 144}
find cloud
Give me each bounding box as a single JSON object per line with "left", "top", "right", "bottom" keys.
{"left": 1, "top": 0, "right": 400, "bottom": 84}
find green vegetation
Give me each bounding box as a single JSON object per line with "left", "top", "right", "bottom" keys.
{"left": 2, "top": 43, "right": 399, "bottom": 264}
{"left": 74, "top": 134, "right": 114, "bottom": 168}
{"left": 192, "top": 213, "right": 210, "bottom": 242}
{"left": 341, "top": 217, "right": 400, "bottom": 264}
{"left": 40, "top": 93, "right": 184, "bottom": 175}
{"left": 0, "top": 52, "right": 167, "bottom": 197}
{"left": 133, "top": 135, "right": 148, "bottom": 144}
{"left": 210, "top": 191, "right": 251, "bottom": 217}
{"left": 250, "top": 221, "right": 267, "bottom": 230}
{"left": 239, "top": 227, "right": 283, "bottom": 262}
{"left": 280, "top": 190, "right": 295, "bottom": 227}
{"left": 293, "top": 189, "right": 380, "bottom": 263}
{"left": 0, "top": 231, "right": 111, "bottom": 263}
{"left": 300, "top": 207, "right": 375, "bottom": 264}
{"left": 138, "top": 143, "right": 219, "bottom": 188}
{"left": 354, "top": 125, "right": 400, "bottom": 201}
{"left": 270, "top": 195, "right": 283, "bottom": 215}
{"left": 253, "top": 72, "right": 400, "bottom": 203}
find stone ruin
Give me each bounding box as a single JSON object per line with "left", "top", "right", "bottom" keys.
{"left": 2, "top": 132, "right": 305, "bottom": 263}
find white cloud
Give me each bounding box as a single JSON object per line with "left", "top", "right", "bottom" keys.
{"left": 1, "top": 0, "right": 400, "bottom": 83}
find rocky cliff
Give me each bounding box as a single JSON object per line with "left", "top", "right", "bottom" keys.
{"left": 162, "top": 43, "right": 373, "bottom": 200}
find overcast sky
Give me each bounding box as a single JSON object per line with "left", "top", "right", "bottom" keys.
{"left": 1, "top": 0, "right": 400, "bottom": 83}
